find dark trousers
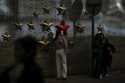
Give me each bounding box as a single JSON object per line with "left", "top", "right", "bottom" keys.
{"left": 95, "top": 54, "right": 104, "bottom": 77}
{"left": 103, "top": 54, "right": 112, "bottom": 74}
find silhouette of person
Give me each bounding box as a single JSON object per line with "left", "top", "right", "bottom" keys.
{"left": 54, "top": 26, "right": 68, "bottom": 80}
{"left": 93, "top": 33, "right": 105, "bottom": 79}
{"left": 14, "top": 36, "right": 45, "bottom": 83}
{"left": 103, "top": 38, "right": 116, "bottom": 76}
{"left": 0, "top": 65, "right": 16, "bottom": 83}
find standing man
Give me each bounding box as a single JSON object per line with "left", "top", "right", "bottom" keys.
{"left": 55, "top": 26, "right": 68, "bottom": 80}
{"left": 93, "top": 32, "right": 105, "bottom": 79}
{"left": 92, "top": 25, "right": 104, "bottom": 78}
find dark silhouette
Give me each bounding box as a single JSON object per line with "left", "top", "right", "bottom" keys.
{"left": 103, "top": 38, "right": 116, "bottom": 76}
{"left": 15, "top": 36, "right": 45, "bottom": 83}
{"left": 0, "top": 64, "right": 17, "bottom": 83}
{"left": 93, "top": 33, "right": 116, "bottom": 79}
{"left": 93, "top": 33, "right": 105, "bottom": 79}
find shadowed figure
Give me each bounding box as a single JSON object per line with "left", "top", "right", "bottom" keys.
{"left": 0, "top": 64, "right": 17, "bottom": 83}
{"left": 15, "top": 36, "right": 45, "bottom": 83}
{"left": 93, "top": 33, "right": 105, "bottom": 79}
{"left": 103, "top": 38, "right": 116, "bottom": 76}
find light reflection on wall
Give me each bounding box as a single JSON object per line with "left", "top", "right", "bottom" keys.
{"left": 0, "top": 0, "right": 10, "bottom": 16}
{"left": 95, "top": 13, "right": 125, "bottom": 37}
{"left": 0, "top": 24, "right": 8, "bottom": 41}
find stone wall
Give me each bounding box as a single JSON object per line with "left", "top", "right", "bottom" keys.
{"left": 18, "top": 0, "right": 54, "bottom": 17}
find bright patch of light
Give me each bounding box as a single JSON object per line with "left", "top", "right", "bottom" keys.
{"left": 116, "top": 0, "right": 125, "bottom": 13}
{"left": 0, "top": 0, "right": 10, "bottom": 15}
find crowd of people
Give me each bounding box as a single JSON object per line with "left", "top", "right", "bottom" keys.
{"left": 0, "top": 4, "right": 116, "bottom": 82}
{"left": 0, "top": 19, "right": 70, "bottom": 83}
{"left": 0, "top": 20, "right": 116, "bottom": 82}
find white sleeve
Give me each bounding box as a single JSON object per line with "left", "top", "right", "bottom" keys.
{"left": 50, "top": 26, "right": 57, "bottom": 38}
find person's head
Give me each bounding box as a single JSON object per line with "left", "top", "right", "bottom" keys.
{"left": 95, "top": 33, "right": 105, "bottom": 42}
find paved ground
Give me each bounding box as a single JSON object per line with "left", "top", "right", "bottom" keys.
{"left": 46, "top": 71, "right": 125, "bottom": 83}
